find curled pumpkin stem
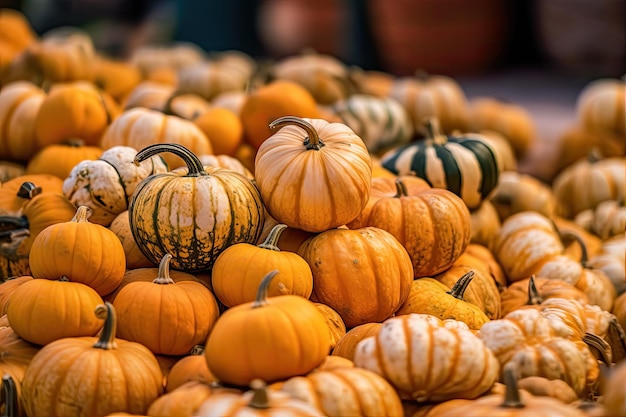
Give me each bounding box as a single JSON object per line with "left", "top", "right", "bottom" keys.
{"left": 269, "top": 116, "right": 325, "bottom": 150}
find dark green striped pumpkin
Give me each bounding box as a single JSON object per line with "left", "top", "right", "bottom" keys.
{"left": 381, "top": 118, "right": 500, "bottom": 210}
{"left": 330, "top": 94, "right": 414, "bottom": 154}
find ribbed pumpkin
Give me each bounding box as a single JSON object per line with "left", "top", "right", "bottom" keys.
{"left": 165, "top": 345, "right": 215, "bottom": 393}
{"left": 0, "top": 276, "right": 32, "bottom": 314}
{"left": 211, "top": 223, "right": 313, "bottom": 308}
{"left": 112, "top": 254, "right": 220, "bottom": 356}
{"left": 0, "top": 326, "right": 39, "bottom": 402}
{"left": 354, "top": 313, "right": 500, "bottom": 402}
{"left": 489, "top": 170, "right": 557, "bottom": 221}
{"left": 204, "top": 270, "right": 330, "bottom": 386}
{"left": 122, "top": 80, "right": 175, "bottom": 111}
{"left": 0, "top": 174, "right": 64, "bottom": 215}
{"left": 20, "top": 302, "right": 163, "bottom": 417}
{"left": 92, "top": 55, "right": 142, "bottom": 103}
{"left": 576, "top": 77, "right": 626, "bottom": 137}
{"left": 254, "top": 116, "right": 372, "bottom": 233}
{"left": 28, "top": 205, "right": 126, "bottom": 296}
{"left": 198, "top": 153, "right": 253, "bottom": 180}
{"left": 6, "top": 277, "right": 104, "bottom": 346}
{"left": 331, "top": 323, "right": 382, "bottom": 361}
{"left": 99, "top": 107, "right": 213, "bottom": 169}
{"left": 177, "top": 60, "right": 249, "bottom": 102}
{"left": 108, "top": 210, "right": 155, "bottom": 270}
{"left": 298, "top": 227, "right": 413, "bottom": 328}
{"left": 25, "top": 140, "right": 103, "bottom": 180}
{"left": 194, "top": 107, "right": 243, "bottom": 156}
{"left": 329, "top": 94, "right": 414, "bottom": 154}
{"left": 128, "top": 143, "right": 265, "bottom": 273}
{"left": 0, "top": 81, "right": 45, "bottom": 163}
{"left": 381, "top": 117, "right": 500, "bottom": 209}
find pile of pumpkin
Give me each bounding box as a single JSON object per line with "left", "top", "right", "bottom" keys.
{"left": 0, "top": 7, "right": 625, "bottom": 417}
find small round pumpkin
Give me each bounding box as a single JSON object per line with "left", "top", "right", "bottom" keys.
{"left": 108, "top": 210, "right": 155, "bottom": 270}
{"left": 576, "top": 76, "right": 626, "bottom": 137}
{"left": 194, "top": 107, "right": 243, "bottom": 156}
{"left": 331, "top": 322, "right": 382, "bottom": 361}
{"left": 165, "top": 345, "right": 215, "bottom": 393}
{"left": 204, "top": 270, "right": 331, "bottom": 386}
{"left": 25, "top": 140, "right": 103, "bottom": 180}
{"left": 313, "top": 302, "right": 346, "bottom": 350}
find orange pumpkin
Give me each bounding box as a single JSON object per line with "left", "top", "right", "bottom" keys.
{"left": 576, "top": 77, "right": 626, "bottom": 137}
{"left": 0, "top": 175, "right": 64, "bottom": 215}
{"left": 25, "top": 141, "right": 103, "bottom": 179}
{"left": 254, "top": 116, "right": 372, "bottom": 233}
{"left": 165, "top": 345, "right": 215, "bottom": 393}
{"left": 194, "top": 107, "right": 243, "bottom": 156}
{"left": 0, "top": 276, "right": 32, "bottom": 315}
{"left": 92, "top": 55, "right": 142, "bottom": 103}
{"left": 331, "top": 323, "right": 382, "bottom": 361}
{"left": 313, "top": 302, "right": 347, "bottom": 350}
{"left": 0, "top": 326, "right": 39, "bottom": 401}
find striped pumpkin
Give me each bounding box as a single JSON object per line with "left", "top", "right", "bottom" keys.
{"left": 381, "top": 118, "right": 500, "bottom": 210}
{"left": 330, "top": 94, "right": 414, "bottom": 154}
{"left": 128, "top": 143, "right": 265, "bottom": 273}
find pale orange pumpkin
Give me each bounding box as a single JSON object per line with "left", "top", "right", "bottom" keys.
{"left": 576, "top": 77, "right": 626, "bottom": 137}
{"left": 331, "top": 323, "right": 382, "bottom": 361}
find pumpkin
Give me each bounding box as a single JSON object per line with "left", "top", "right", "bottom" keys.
{"left": 478, "top": 308, "right": 592, "bottom": 396}
{"left": 194, "top": 107, "right": 243, "bottom": 156}
{"left": 613, "top": 292, "right": 626, "bottom": 345}
{"left": 165, "top": 345, "right": 215, "bottom": 392}
{"left": 147, "top": 381, "right": 215, "bottom": 417}
{"left": 198, "top": 154, "right": 253, "bottom": 180}
{"left": 99, "top": 107, "right": 212, "bottom": 169}
{"left": 489, "top": 171, "right": 557, "bottom": 221}
{"left": 0, "top": 174, "right": 63, "bottom": 215}
{"left": 254, "top": 214, "right": 316, "bottom": 253}
{"left": 0, "top": 326, "right": 39, "bottom": 405}
{"left": 396, "top": 272, "right": 490, "bottom": 329}
{"left": 0, "top": 275, "right": 32, "bottom": 315}
{"left": 603, "top": 359, "right": 626, "bottom": 416}
{"left": 92, "top": 55, "right": 142, "bottom": 103}
{"left": 177, "top": 60, "right": 249, "bottom": 102}
{"left": 28, "top": 205, "right": 126, "bottom": 296}
{"left": 469, "top": 200, "right": 501, "bottom": 250}
{"left": 240, "top": 80, "right": 321, "bottom": 149}
{"left": 552, "top": 154, "right": 625, "bottom": 218}
{"left": 254, "top": 116, "right": 372, "bottom": 233}
{"left": 464, "top": 243, "right": 508, "bottom": 290}
{"left": 0, "top": 161, "right": 25, "bottom": 183}
{"left": 587, "top": 234, "right": 626, "bottom": 295}
{"left": 354, "top": 313, "right": 500, "bottom": 402}
{"left": 280, "top": 366, "right": 403, "bottom": 416}
{"left": 576, "top": 76, "right": 626, "bottom": 137}
{"left": 25, "top": 140, "right": 103, "bottom": 179}
{"left": 313, "top": 302, "right": 346, "bottom": 350}
{"left": 63, "top": 145, "right": 168, "bottom": 226}
{"left": 108, "top": 210, "right": 155, "bottom": 270}
{"left": 298, "top": 226, "right": 413, "bottom": 328}
{"left": 34, "top": 81, "right": 120, "bottom": 148}
{"left": 212, "top": 223, "right": 313, "bottom": 308}
{"left": 331, "top": 322, "right": 382, "bottom": 361}
{"left": 381, "top": 117, "right": 500, "bottom": 210}
{"left": 161, "top": 92, "right": 213, "bottom": 120}
{"left": 468, "top": 97, "right": 536, "bottom": 159}
{"left": 129, "top": 42, "right": 205, "bottom": 76}
{"left": 121, "top": 80, "right": 176, "bottom": 111}
{"left": 346, "top": 67, "right": 394, "bottom": 98}
{"left": 477, "top": 129, "right": 518, "bottom": 172}
{"left": 433, "top": 364, "right": 587, "bottom": 417}
{"left": 128, "top": 143, "right": 265, "bottom": 273}
{"left": 112, "top": 254, "right": 220, "bottom": 356}
{"left": 329, "top": 94, "right": 414, "bottom": 154}
{"left": 204, "top": 270, "right": 330, "bottom": 386}
{"left": 579, "top": 199, "right": 626, "bottom": 240}
{"left": 6, "top": 277, "right": 104, "bottom": 345}
{"left": 194, "top": 380, "right": 321, "bottom": 416}
{"left": 0, "top": 81, "right": 45, "bottom": 162}
{"left": 387, "top": 72, "right": 470, "bottom": 134}
{"left": 21, "top": 302, "right": 163, "bottom": 416}
{"left": 0, "top": 9, "right": 37, "bottom": 52}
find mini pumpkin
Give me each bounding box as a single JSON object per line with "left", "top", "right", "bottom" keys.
{"left": 489, "top": 170, "right": 557, "bottom": 221}
{"left": 25, "top": 140, "right": 103, "bottom": 180}
{"left": 331, "top": 323, "right": 382, "bottom": 361}
{"left": 165, "top": 345, "right": 215, "bottom": 393}
{"left": 576, "top": 76, "right": 626, "bottom": 137}
{"left": 194, "top": 107, "right": 243, "bottom": 156}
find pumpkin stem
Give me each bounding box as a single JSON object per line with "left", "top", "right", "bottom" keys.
{"left": 93, "top": 302, "right": 118, "bottom": 350}
{"left": 258, "top": 224, "right": 288, "bottom": 251}
{"left": 500, "top": 363, "right": 524, "bottom": 408}
{"left": 71, "top": 206, "right": 93, "bottom": 223}
{"left": 394, "top": 179, "right": 409, "bottom": 198}
{"left": 248, "top": 379, "right": 270, "bottom": 409}
{"left": 587, "top": 147, "right": 603, "bottom": 163}
{"left": 446, "top": 271, "right": 475, "bottom": 300}
{"left": 153, "top": 253, "right": 176, "bottom": 285}
{"left": 162, "top": 91, "right": 196, "bottom": 118}
{"left": 190, "top": 344, "right": 205, "bottom": 355}
{"left": 583, "top": 332, "right": 612, "bottom": 365}
{"left": 423, "top": 117, "right": 447, "bottom": 145}
{"left": 16, "top": 182, "right": 42, "bottom": 199}
{"left": 253, "top": 270, "right": 280, "bottom": 308}
{"left": 65, "top": 138, "right": 86, "bottom": 147}
{"left": 608, "top": 319, "right": 626, "bottom": 363}
{"left": 559, "top": 229, "right": 589, "bottom": 267}
{"left": 134, "top": 143, "right": 206, "bottom": 176}
{"left": 526, "top": 275, "right": 543, "bottom": 305}
{"left": 1, "top": 374, "right": 17, "bottom": 417}
{"left": 269, "top": 116, "right": 325, "bottom": 151}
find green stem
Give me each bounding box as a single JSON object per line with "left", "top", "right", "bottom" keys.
{"left": 93, "top": 302, "right": 117, "bottom": 350}
{"left": 269, "top": 116, "right": 325, "bottom": 150}
{"left": 258, "top": 224, "right": 288, "bottom": 251}
{"left": 153, "top": 253, "right": 176, "bottom": 285}
{"left": 252, "top": 270, "right": 280, "bottom": 308}
{"left": 446, "top": 271, "right": 475, "bottom": 300}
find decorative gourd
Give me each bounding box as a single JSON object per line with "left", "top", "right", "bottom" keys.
{"left": 21, "top": 302, "right": 163, "bottom": 416}
{"left": 147, "top": 381, "right": 215, "bottom": 417}
{"left": 240, "top": 80, "right": 321, "bottom": 149}
{"left": 329, "top": 94, "right": 414, "bottom": 154}
{"left": 198, "top": 153, "right": 253, "bottom": 180}
{"left": 108, "top": 210, "right": 155, "bottom": 270}
{"left": 387, "top": 73, "right": 470, "bottom": 134}
{"left": 204, "top": 270, "right": 330, "bottom": 386}
{"left": 25, "top": 140, "right": 103, "bottom": 179}
{"left": 0, "top": 81, "right": 45, "bottom": 163}
{"left": 478, "top": 308, "right": 592, "bottom": 396}
{"left": 432, "top": 364, "right": 587, "bottom": 417}
{"left": 577, "top": 199, "right": 626, "bottom": 240}
{"left": 552, "top": 153, "right": 625, "bottom": 218}
{"left": 298, "top": 227, "right": 413, "bottom": 328}
{"left": 161, "top": 92, "right": 213, "bottom": 120}
{"left": 463, "top": 243, "right": 508, "bottom": 290}
{"left": 112, "top": 254, "right": 220, "bottom": 356}
{"left": 354, "top": 313, "right": 500, "bottom": 402}
{"left": 586, "top": 234, "right": 626, "bottom": 295}
{"left": 193, "top": 107, "right": 243, "bottom": 156}
{"left": 212, "top": 223, "right": 313, "bottom": 308}
{"left": 331, "top": 323, "right": 382, "bottom": 361}
{"left": 469, "top": 200, "right": 501, "bottom": 250}
{"left": 576, "top": 76, "right": 626, "bottom": 137}
{"left": 468, "top": 97, "right": 536, "bottom": 159}
{"left": 129, "top": 42, "right": 205, "bottom": 77}
{"left": 279, "top": 366, "right": 403, "bottom": 416}
{"left": 99, "top": 107, "right": 213, "bottom": 169}
{"left": 6, "top": 277, "right": 103, "bottom": 345}
{"left": 255, "top": 116, "right": 372, "bottom": 233}
{"left": 92, "top": 55, "right": 142, "bottom": 103}
{"left": 128, "top": 143, "right": 264, "bottom": 273}
{"left": 34, "top": 81, "right": 120, "bottom": 148}
{"left": 194, "top": 380, "right": 321, "bottom": 416}
{"left": 122, "top": 80, "right": 176, "bottom": 111}
{"left": 489, "top": 171, "right": 557, "bottom": 221}
{"left": 476, "top": 129, "right": 518, "bottom": 172}
{"left": 28, "top": 205, "right": 126, "bottom": 296}
{"left": 381, "top": 117, "right": 500, "bottom": 210}
{"left": 396, "top": 272, "right": 490, "bottom": 330}
{"left": 177, "top": 61, "right": 249, "bottom": 103}
{"left": 63, "top": 145, "right": 168, "bottom": 226}
{"left": 165, "top": 345, "right": 215, "bottom": 392}
{"left": 313, "top": 302, "right": 346, "bottom": 350}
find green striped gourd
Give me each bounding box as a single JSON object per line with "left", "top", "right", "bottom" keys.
{"left": 381, "top": 118, "right": 500, "bottom": 210}
{"left": 330, "top": 94, "right": 414, "bottom": 154}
